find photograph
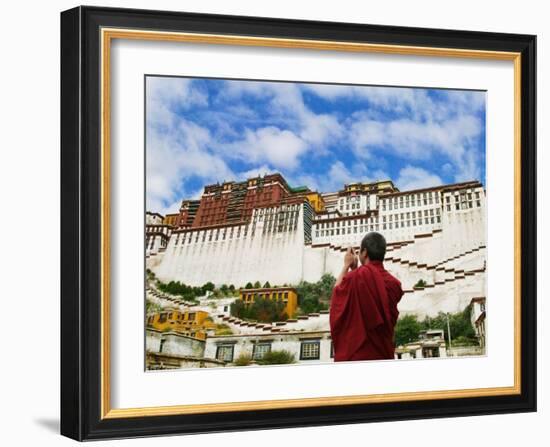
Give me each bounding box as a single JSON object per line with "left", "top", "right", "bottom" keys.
{"left": 144, "top": 76, "right": 488, "bottom": 370}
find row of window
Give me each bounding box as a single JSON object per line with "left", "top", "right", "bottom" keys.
{"left": 316, "top": 217, "right": 376, "bottom": 229}
{"left": 383, "top": 209, "right": 440, "bottom": 222}
{"left": 446, "top": 200, "right": 482, "bottom": 211}
{"left": 146, "top": 236, "right": 167, "bottom": 250}
{"left": 174, "top": 226, "right": 247, "bottom": 245}
{"left": 316, "top": 225, "right": 378, "bottom": 237}
{"left": 444, "top": 191, "right": 481, "bottom": 203}
{"left": 215, "top": 340, "right": 326, "bottom": 362}
{"left": 381, "top": 191, "right": 440, "bottom": 211}
{"left": 242, "top": 291, "right": 290, "bottom": 302}
{"left": 146, "top": 225, "right": 170, "bottom": 234}
{"left": 382, "top": 216, "right": 441, "bottom": 230}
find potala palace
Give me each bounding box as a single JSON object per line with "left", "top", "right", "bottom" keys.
{"left": 145, "top": 173, "right": 487, "bottom": 369}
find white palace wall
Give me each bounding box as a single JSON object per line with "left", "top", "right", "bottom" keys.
{"left": 154, "top": 205, "right": 307, "bottom": 287}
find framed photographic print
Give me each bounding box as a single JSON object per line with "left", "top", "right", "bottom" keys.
{"left": 60, "top": 6, "right": 537, "bottom": 441}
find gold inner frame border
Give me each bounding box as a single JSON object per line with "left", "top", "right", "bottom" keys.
{"left": 100, "top": 27, "right": 522, "bottom": 419}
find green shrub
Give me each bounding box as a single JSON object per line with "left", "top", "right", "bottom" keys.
{"left": 414, "top": 279, "right": 427, "bottom": 288}
{"left": 233, "top": 353, "right": 253, "bottom": 366}
{"left": 214, "top": 324, "right": 233, "bottom": 335}
{"left": 256, "top": 350, "right": 296, "bottom": 365}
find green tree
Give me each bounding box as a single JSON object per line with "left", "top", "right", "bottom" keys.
{"left": 263, "top": 281, "right": 271, "bottom": 288}
{"left": 245, "top": 282, "right": 253, "bottom": 289}
{"left": 253, "top": 281, "right": 262, "bottom": 289}
{"left": 230, "top": 296, "right": 287, "bottom": 323}
{"left": 295, "top": 273, "right": 335, "bottom": 315}
{"left": 202, "top": 282, "right": 215, "bottom": 293}
{"left": 394, "top": 314, "right": 422, "bottom": 346}
{"left": 420, "top": 306, "right": 476, "bottom": 344}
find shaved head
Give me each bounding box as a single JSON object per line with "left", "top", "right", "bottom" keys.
{"left": 360, "top": 232, "right": 387, "bottom": 261}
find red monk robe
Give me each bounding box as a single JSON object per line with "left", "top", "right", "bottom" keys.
{"left": 330, "top": 261, "right": 403, "bottom": 361}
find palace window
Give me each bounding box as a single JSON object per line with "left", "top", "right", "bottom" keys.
{"left": 252, "top": 343, "right": 272, "bottom": 360}
{"left": 300, "top": 340, "right": 321, "bottom": 360}
{"left": 216, "top": 345, "right": 234, "bottom": 362}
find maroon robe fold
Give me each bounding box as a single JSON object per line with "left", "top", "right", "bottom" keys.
{"left": 329, "top": 261, "right": 403, "bottom": 361}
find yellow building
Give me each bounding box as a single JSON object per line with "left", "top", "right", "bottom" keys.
{"left": 305, "top": 192, "right": 325, "bottom": 213}
{"left": 238, "top": 287, "right": 298, "bottom": 318}
{"left": 163, "top": 213, "right": 179, "bottom": 227}
{"left": 146, "top": 308, "right": 213, "bottom": 340}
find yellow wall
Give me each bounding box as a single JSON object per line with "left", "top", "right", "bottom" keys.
{"left": 306, "top": 192, "right": 325, "bottom": 213}
{"left": 238, "top": 288, "right": 298, "bottom": 318}
{"left": 163, "top": 213, "right": 179, "bottom": 227}
{"left": 146, "top": 310, "right": 212, "bottom": 340}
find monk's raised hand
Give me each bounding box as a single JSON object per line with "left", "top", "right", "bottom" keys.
{"left": 344, "top": 247, "right": 358, "bottom": 270}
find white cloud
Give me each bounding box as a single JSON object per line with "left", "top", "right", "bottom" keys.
{"left": 218, "top": 80, "right": 343, "bottom": 159}
{"left": 220, "top": 126, "right": 308, "bottom": 170}
{"left": 238, "top": 164, "right": 274, "bottom": 180}
{"left": 146, "top": 118, "right": 234, "bottom": 212}
{"left": 306, "top": 84, "right": 485, "bottom": 122}
{"left": 395, "top": 165, "right": 443, "bottom": 191}
{"left": 307, "top": 85, "right": 485, "bottom": 182}
{"left": 146, "top": 77, "right": 208, "bottom": 129}
{"left": 348, "top": 113, "right": 483, "bottom": 181}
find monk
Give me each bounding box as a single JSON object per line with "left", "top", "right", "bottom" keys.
{"left": 330, "top": 232, "right": 403, "bottom": 361}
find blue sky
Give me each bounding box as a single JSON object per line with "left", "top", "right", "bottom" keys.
{"left": 146, "top": 76, "right": 486, "bottom": 214}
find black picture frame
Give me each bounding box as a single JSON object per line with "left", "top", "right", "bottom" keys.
{"left": 61, "top": 5, "right": 536, "bottom": 441}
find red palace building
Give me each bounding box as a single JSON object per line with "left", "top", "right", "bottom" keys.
{"left": 177, "top": 173, "right": 317, "bottom": 229}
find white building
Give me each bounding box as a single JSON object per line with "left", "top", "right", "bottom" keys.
{"left": 470, "top": 297, "right": 487, "bottom": 348}
{"left": 395, "top": 329, "right": 448, "bottom": 359}
{"left": 204, "top": 331, "right": 333, "bottom": 365}
{"left": 145, "top": 210, "right": 172, "bottom": 257}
